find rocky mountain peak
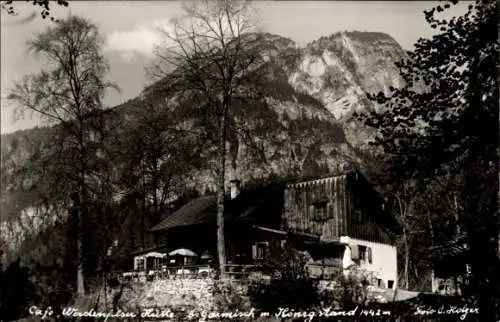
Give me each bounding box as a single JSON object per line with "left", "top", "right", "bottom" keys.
{"left": 289, "top": 30, "right": 406, "bottom": 121}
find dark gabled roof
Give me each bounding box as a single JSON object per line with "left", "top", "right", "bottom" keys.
{"left": 227, "top": 183, "right": 285, "bottom": 221}
{"left": 149, "top": 183, "right": 285, "bottom": 232}
{"left": 150, "top": 195, "right": 216, "bottom": 231}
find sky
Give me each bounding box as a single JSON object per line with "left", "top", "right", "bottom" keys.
{"left": 0, "top": 1, "right": 471, "bottom": 134}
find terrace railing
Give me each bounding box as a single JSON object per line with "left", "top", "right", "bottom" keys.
{"left": 307, "top": 263, "right": 343, "bottom": 280}
{"left": 112, "top": 262, "right": 342, "bottom": 282}
{"left": 113, "top": 263, "right": 266, "bottom": 281}
{"left": 221, "top": 264, "right": 264, "bottom": 280}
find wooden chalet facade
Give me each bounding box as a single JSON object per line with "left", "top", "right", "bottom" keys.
{"left": 282, "top": 172, "right": 393, "bottom": 244}
{"left": 144, "top": 170, "right": 398, "bottom": 287}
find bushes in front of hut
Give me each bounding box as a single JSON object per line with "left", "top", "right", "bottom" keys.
{"left": 318, "top": 267, "right": 375, "bottom": 310}
{"left": 247, "top": 243, "right": 320, "bottom": 312}
{"left": 211, "top": 280, "right": 251, "bottom": 312}
{"left": 246, "top": 242, "right": 380, "bottom": 314}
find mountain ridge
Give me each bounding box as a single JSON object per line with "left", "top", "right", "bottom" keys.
{"left": 1, "top": 30, "right": 405, "bottom": 227}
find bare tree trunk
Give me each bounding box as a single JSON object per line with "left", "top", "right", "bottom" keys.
{"left": 76, "top": 218, "right": 85, "bottom": 296}
{"left": 77, "top": 123, "right": 86, "bottom": 297}
{"left": 153, "top": 158, "right": 159, "bottom": 223}
{"left": 403, "top": 225, "right": 409, "bottom": 290}
{"left": 141, "top": 158, "right": 147, "bottom": 249}
{"left": 217, "top": 110, "right": 227, "bottom": 279}
{"left": 103, "top": 209, "right": 109, "bottom": 310}
{"left": 397, "top": 194, "right": 409, "bottom": 290}
{"left": 103, "top": 269, "right": 108, "bottom": 310}
{"left": 427, "top": 210, "right": 434, "bottom": 243}
{"left": 453, "top": 193, "right": 460, "bottom": 235}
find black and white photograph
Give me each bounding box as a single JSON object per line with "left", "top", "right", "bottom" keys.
{"left": 0, "top": 0, "right": 498, "bottom": 321}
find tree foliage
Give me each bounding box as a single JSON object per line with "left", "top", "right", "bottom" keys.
{"left": 8, "top": 15, "right": 117, "bottom": 298}
{"left": 1, "top": 0, "right": 68, "bottom": 21}
{"left": 359, "top": 0, "right": 497, "bottom": 181}
{"left": 357, "top": 0, "right": 498, "bottom": 319}
{"left": 112, "top": 97, "right": 205, "bottom": 249}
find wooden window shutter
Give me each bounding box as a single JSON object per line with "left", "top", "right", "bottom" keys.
{"left": 367, "top": 247, "right": 373, "bottom": 264}
{"left": 355, "top": 210, "right": 362, "bottom": 223}
{"left": 252, "top": 245, "right": 257, "bottom": 259}
{"left": 309, "top": 205, "right": 316, "bottom": 234}
{"left": 328, "top": 203, "right": 338, "bottom": 235}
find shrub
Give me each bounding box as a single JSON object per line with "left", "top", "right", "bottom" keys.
{"left": 248, "top": 242, "right": 320, "bottom": 312}
{"left": 212, "top": 280, "right": 250, "bottom": 312}
{"left": 319, "top": 268, "right": 373, "bottom": 310}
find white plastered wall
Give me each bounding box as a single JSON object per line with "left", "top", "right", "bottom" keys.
{"left": 340, "top": 236, "right": 398, "bottom": 289}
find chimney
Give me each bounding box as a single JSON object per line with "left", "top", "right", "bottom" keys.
{"left": 230, "top": 179, "right": 241, "bottom": 199}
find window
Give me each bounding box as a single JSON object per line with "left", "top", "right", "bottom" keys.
{"left": 152, "top": 257, "right": 165, "bottom": 270}
{"left": 253, "top": 242, "right": 269, "bottom": 260}
{"left": 357, "top": 246, "right": 372, "bottom": 264}
{"left": 312, "top": 202, "right": 328, "bottom": 221}
{"left": 358, "top": 245, "right": 367, "bottom": 263}
{"left": 136, "top": 258, "right": 145, "bottom": 271}
{"left": 388, "top": 280, "right": 394, "bottom": 289}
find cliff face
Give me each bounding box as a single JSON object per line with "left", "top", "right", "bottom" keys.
{"left": 290, "top": 31, "right": 406, "bottom": 121}
{"left": 287, "top": 31, "right": 406, "bottom": 150}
